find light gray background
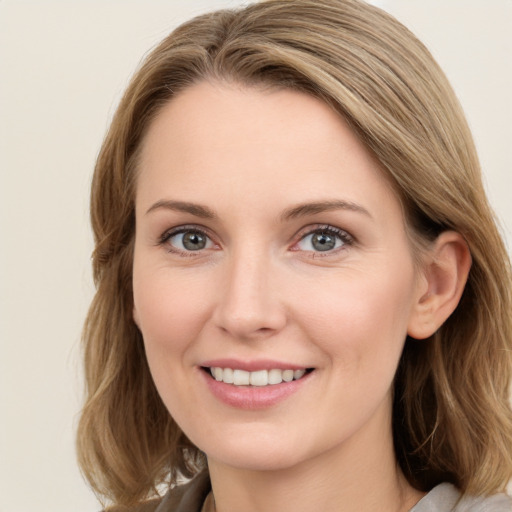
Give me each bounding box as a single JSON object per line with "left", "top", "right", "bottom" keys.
{"left": 1, "top": 1, "right": 510, "bottom": 511}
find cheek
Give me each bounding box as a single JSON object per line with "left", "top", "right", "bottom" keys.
{"left": 294, "top": 267, "right": 416, "bottom": 371}
{"left": 132, "top": 266, "right": 212, "bottom": 374}
{"left": 132, "top": 268, "right": 209, "bottom": 415}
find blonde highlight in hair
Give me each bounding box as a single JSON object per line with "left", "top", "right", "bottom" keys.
{"left": 77, "top": 0, "right": 512, "bottom": 506}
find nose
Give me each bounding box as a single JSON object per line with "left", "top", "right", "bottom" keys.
{"left": 212, "top": 248, "right": 287, "bottom": 341}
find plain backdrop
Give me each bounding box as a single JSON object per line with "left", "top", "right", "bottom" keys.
{"left": 0, "top": 1, "right": 511, "bottom": 511}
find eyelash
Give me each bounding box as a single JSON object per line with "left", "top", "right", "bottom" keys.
{"left": 158, "top": 224, "right": 354, "bottom": 256}
{"left": 158, "top": 225, "right": 215, "bottom": 257}
{"left": 292, "top": 224, "right": 354, "bottom": 256}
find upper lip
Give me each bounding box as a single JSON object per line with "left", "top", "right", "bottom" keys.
{"left": 200, "top": 359, "right": 311, "bottom": 372}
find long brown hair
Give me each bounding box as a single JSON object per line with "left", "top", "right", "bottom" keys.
{"left": 77, "top": 0, "right": 512, "bottom": 506}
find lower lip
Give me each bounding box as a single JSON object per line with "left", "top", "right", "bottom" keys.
{"left": 200, "top": 369, "right": 312, "bottom": 410}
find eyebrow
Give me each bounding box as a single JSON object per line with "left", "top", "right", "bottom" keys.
{"left": 145, "top": 200, "right": 216, "bottom": 219}
{"left": 145, "top": 198, "right": 371, "bottom": 221}
{"left": 281, "top": 200, "right": 372, "bottom": 221}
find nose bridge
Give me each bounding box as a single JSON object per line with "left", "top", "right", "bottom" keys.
{"left": 214, "top": 241, "right": 285, "bottom": 339}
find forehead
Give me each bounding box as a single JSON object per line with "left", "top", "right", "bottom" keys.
{"left": 136, "top": 81, "right": 402, "bottom": 224}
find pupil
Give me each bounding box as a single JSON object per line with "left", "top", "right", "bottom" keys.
{"left": 183, "top": 232, "right": 206, "bottom": 250}
{"left": 312, "top": 232, "right": 335, "bottom": 251}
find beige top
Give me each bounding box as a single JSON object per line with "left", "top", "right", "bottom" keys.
{"left": 197, "top": 484, "right": 512, "bottom": 512}
{"left": 411, "top": 482, "right": 512, "bottom": 511}
{"left": 110, "top": 472, "right": 511, "bottom": 512}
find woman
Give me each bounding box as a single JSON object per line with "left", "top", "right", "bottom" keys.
{"left": 77, "top": 1, "right": 512, "bottom": 510}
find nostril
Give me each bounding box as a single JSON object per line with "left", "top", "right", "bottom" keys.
{"left": 214, "top": 312, "right": 286, "bottom": 341}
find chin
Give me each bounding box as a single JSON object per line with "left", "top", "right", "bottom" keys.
{"left": 208, "top": 446, "right": 305, "bottom": 473}
{"left": 199, "top": 428, "right": 329, "bottom": 474}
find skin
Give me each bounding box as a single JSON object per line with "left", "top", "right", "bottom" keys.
{"left": 132, "top": 81, "right": 469, "bottom": 512}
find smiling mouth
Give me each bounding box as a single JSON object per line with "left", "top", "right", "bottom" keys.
{"left": 203, "top": 367, "right": 314, "bottom": 387}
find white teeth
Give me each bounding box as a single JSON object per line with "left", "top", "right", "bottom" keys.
{"left": 282, "top": 369, "right": 294, "bottom": 382}
{"left": 268, "top": 368, "right": 283, "bottom": 385}
{"left": 249, "top": 370, "right": 268, "bottom": 386}
{"left": 233, "top": 369, "right": 250, "bottom": 386}
{"left": 294, "top": 369, "right": 306, "bottom": 380}
{"left": 209, "top": 367, "right": 309, "bottom": 386}
{"left": 213, "top": 367, "right": 223, "bottom": 381}
{"left": 222, "top": 367, "right": 234, "bottom": 384}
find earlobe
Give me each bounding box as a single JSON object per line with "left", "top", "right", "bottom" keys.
{"left": 407, "top": 231, "right": 472, "bottom": 340}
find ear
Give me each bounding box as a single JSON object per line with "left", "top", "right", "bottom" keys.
{"left": 407, "top": 231, "right": 472, "bottom": 340}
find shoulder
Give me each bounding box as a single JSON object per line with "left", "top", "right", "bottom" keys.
{"left": 411, "top": 483, "right": 512, "bottom": 512}
{"left": 155, "top": 472, "right": 211, "bottom": 512}
{"left": 103, "top": 472, "right": 211, "bottom": 512}
{"left": 103, "top": 499, "right": 162, "bottom": 512}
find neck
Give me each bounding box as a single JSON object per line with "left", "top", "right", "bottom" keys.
{"left": 207, "top": 403, "right": 424, "bottom": 512}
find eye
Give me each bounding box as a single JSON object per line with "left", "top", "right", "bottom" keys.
{"left": 295, "top": 226, "right": 352, "bottom": 253}
{"left": 161, "top": 227, "right": 214, "bottom": 253}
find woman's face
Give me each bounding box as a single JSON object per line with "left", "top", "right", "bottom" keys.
{"left": 132, "top": 82, "right": 426, "bottom": 472}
